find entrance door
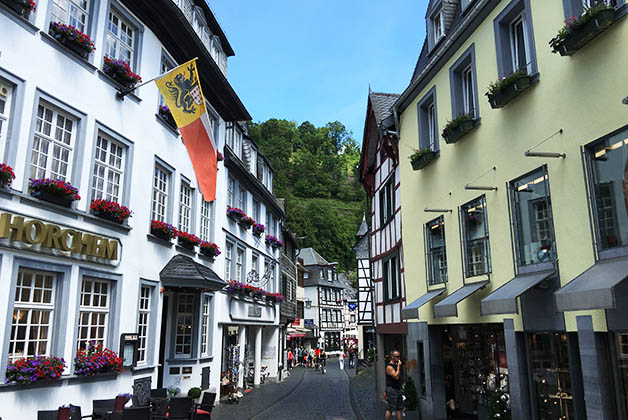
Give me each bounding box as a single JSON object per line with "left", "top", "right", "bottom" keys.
{"left": 157, "top": 295, "right": 169, "bottom": 388}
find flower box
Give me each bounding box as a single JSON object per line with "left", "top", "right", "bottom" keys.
{"left": 1, "top": 0, "right": 36, "bottom": 18}
{"left": 239, "top": 216, "right": 256, "bottom": 229}
{"left": 0, "top": 163, "right": 15, "bottom": 188}
{"left": 5, "top": 356, "right": 66, "bottom": 385}
{"left": 158, "top": 105, "right": 177, "bottom": 130}
{"left": 150, "top": 220, "right": 177, "bottom": 242}
{"left": 265, "top": 292, "right": 285, "bottom": 304}
{"left": 442, "top": 115, "right": 475, "bottom": 144}
{"left": 74, "top": 341, "right": 123, "bottom": 376}
{"left": 265, "top": 235, "right": 284, "bottom": 249}
{"left": 29, "top": 178, "right": 80, "bottom": 208}
{"left": 200, "top": 241, "right": 220, "bottom": 259}
{"left": 486, "top": 73, "right": 532, "bottom": 109}
{"left": 49, "top": 22, "right": 95, "bottom": 59}
{"left": 103, "top": 56, "right": 141, "bottom": 90}
{"left": 410, "top": 149, "right": 437, "bottom": 171}
{"left": 550, "top": 7, "right": 615, "bottom": 56}
{"left": 90, "top": 199, "right": 131, "bottom": 224}
{"left": 227, "top": 206, "right": 246, "bottom": 221}
{"left": 252, "top": 223, "right": 265, "bottom": 237}
{"left": 178, "top": 232, "right": 200, "bottom": 250}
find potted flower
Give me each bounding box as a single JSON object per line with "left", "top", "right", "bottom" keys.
{"left": 226, "top": 280, "right": 246, "bottom": 296}
{"left": 265, "top": 292, "right": 285, "bottom": 304}
{"left": 90, "top": 199, "right": 132, "bottom": 224}
{"left": 217, "top": 151, "right": 224, "bottom": 162}
{"left": 239, "top": 216, "right": 256, "bottom": 229}
{"left": 178, "top": 231, "right": 201, "bottom": 250}
{"left": 549, "top": 4, "right": 616, "bottom": 56}
{"left": 485, "top": 70, "right": 532, "bottom": 109}
{"left": 1, "top": 0, "right": 36, "bottom": 18}
{"left": 226, "top": 206, "right": 246, "bottom": 221}
{"left": 28, "top": 178, "right": 80, "bottom": 207}
{"left": 244, "top": 284, "right": 259, "bottom": 297}
{"left": 409, "top": 148, "right": 437, "bottom": 171}
{"left": 0, "top": 163, "right": 16, "bottom": 188}
{"left": 103, "top": 56, "right": 142, "bottom": 90}
{"left": 199, "top": 241, "right": 221, "bottom": 259}
{"left": 251, "top": 287, "right": 265, "bottom": 300}
{"left": 150, "top": 220, "right": 178, "bottom": 242}
{"left": 74, "top": 341, "right": 123, "bottom": 376}
{"left": 167, "top": 385, "right": 181, "bottom": 398}
{"left": 48, "top": 22, "right": 95, "bottom": 58}
{"left": 442, "top": 113, "right": 475, "bottom": 144}
{"left": 158, "top": 105, "right": 177, "bottom": 130}
{"left": 265, "top": 235, "right": 284, "bottom": 249}
{"left": 4, "top": 355, "right": 66, "bottom": 384}
{"left": 252, "top": 223, "right": 265, "bottom": 237}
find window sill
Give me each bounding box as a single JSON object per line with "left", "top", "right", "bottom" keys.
{"left": 132, "top": 364, "right": 158, "bottom": 374}
{"left": 155, "top": 114, "right": 180, "bottom": 137}
{"left": 175, "top": 244, "right": 197, "bottom": 256}
{"left": 0, "top": 2, "right": 39, "bottom": 34}
{"left": 82, "top": 211, "right": 132, "bottom": 233}
{"left": 39, "top": 32, "right": 98, "bottom": 74}
{"left": 598, "top": 246, "right": 628, "bottom": 261}
{"left": 97, "top": 70, "right": 142, "bottom": 103}
{"left": 198, "top": 253, "right": 216, "bottom": 264}
{"left": 487, "top": 73, "right": 539, "bottom": 109}
{"left": 230, "top": 294, "right": 275, "bottom": 307}
{"left": 382, "top": 297, "right": 403, "bottom": 304}
{"left": 146, "top": 233, "right": 174, "bottom": 247}
{"left": 464, "top": 273, "right": 490, "bottom": 284}
{"left": 165, "top": 358, "right": 200, "bottom": 365}
{"left": 18, "top": 191, "right": 81, "bottom": 220}
{"left": 0, "top": 372, "right": 120, "bottom": 391}
{"left": 518, "top": 261, "right": 554, "bottom": 275}
{"left": 442, "top": 117, "right": 480, "bottom": 144}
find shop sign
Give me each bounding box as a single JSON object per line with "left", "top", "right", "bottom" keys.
{"left": 229, "top": 297, "right": 276, "bottom": 323}
{"left": 0, "top": 211, "right": 121, "bottom": 265}
{"left": 248, "top": 305, "right": 262, "bottom": 318}
{"left": 304, "top": 319, "right": 314, "bottom": 326}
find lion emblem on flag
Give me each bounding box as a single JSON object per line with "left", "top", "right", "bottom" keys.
{"left": 165, "top": 64, "right": 203, "bottom": 114}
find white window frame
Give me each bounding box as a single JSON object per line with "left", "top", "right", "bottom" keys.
{"left": 227, "top": 176, "right": 235, "bottom": 208}
{"left": 31, "top": 102, "right": 76, "bottom": 182}
{"left": 92, "top": 132, "right": 126, "bottom": 203}
{"left": 462, "top": 65, "right": 474, "bottom": 116}
{"left": 238, "top": 187, "right": 247, "bottom": 213}
{"left": 236, "top": 248, "right": 245, "bottom": 282}
{"left": 225, "top": 242, "right": 233, "bottom": 280}
{"left": 51, "top": 0, "right": 90, "bottom": 32}
{"left": 253, "top": 200, "right": 261, "bottom": 221}
{"left": 510, "top": 14, "right": 531, "bottom": 73}
{"left": 427, "top": 103, "right": 436, "bottom": 150}
{"left": 178, "top": 181, "right": 193, "bottom": 233}
{"left": 200, "top": 200, "right": 213, "bottom": 242}
{"left": 105, "top": 9, "right": 136, "bottom": 68}
{"left": 159, "top": 54, "right": 176, "bottom": 108}
{"left": 433, "top": 11, "right": 444, "bottom": 43}
{"left": 175, "top": 293, "right": 194, "bottom": 358}
{"left": 137, "top": 285, "right": 151, "bottom": 364}
{"left": 200, "top": 295, "right": 211, "bottom": 356}
{"left": 9, "top": 269, "right": 56, "bottom": 362}
{"left": 152, "top": 164, "right": 169, "bottom": 222}
{"left": 251, "top": 254, "right": 259, "bottom": 279}
{"left": 0, "top": 82, "right": 13, "bottom": 159}
{"left": 77, "top": 278, "right": 110, "bottom": 350}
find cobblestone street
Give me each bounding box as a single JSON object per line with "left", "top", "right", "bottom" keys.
{"left": 213, "top": 361, "right": 356, "bottom": 420}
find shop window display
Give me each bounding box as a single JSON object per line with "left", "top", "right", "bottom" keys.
{"left": 528, "top": 333, "right": 574, "bottom": 420}
{"left": 442, "top": 324, "right": 508, "bottom": 419}
{"left": 615, "top": 333, "right": 628, "bottom": 416}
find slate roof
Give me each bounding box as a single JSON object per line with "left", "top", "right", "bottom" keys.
{"left": 299, "top": 247, "right": 331, "bottom": 267}
{"left": 356, "top": 216, "right": 368, "bottom": 237}
{"left": 338, "top": 273, "right": 357, "bottom": 300}
{"left": 370, "top": 91, "right": 400, "bottom": 126}
{"left": 160, "top": 255, "right": 225, "bottom": 291}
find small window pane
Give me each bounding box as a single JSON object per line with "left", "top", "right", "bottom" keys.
{"left": 461, "top": 196, "right": 491, "bottom": 276}
{"left": 426, "top": 217, "right": 448, "bottom": 285}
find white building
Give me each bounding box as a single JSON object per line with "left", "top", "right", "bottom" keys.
{"left": 0, "top": 0, "right": 281, "bottom": 417}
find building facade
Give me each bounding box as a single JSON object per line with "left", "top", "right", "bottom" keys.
{"left": 394, "top": 1, "right": 628, "bottom": 419}
{"left": 354, "top": 217, "right": 376, "bottom": 359}
{"left": 358, "top": 90, "right": 407, "bottom": 395}
{"left": 0, "top": 0, "right": 282, "bottom": 416}
{"left": 278, "top": 227, "right": 298, "bottom": 373}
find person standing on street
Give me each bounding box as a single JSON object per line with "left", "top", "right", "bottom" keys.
{"left": 320, "top": 348, "right": 327, "bottom": 374}
{"left": 339, "top": 350, "right": 345, "bottom": 370}
{"left": 287, "top": 348, "right": 294, "bottom": 370}
{"left": 384, "top": 350, "right": 404, "bottom": 420}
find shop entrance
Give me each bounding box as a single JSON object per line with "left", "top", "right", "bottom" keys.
{"left": 442, "top": 324, "right": 507, "bottom": 419}
{"left": 221, "top": 326, "right": 240, "bottom": 399}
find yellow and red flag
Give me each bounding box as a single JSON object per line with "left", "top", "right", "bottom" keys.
{"left": 155, "top": 58, "right": 217, "bottom": 201}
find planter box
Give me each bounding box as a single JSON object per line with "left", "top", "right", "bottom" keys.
{"left": 50, "top": 33, "right": 90, "bottom": 59}
{"left": 227, "top": 213, "right": 243, "bottom": 222}
{"left": 159, "top": 110, "right": 177, "bottom": 130}
{"left": 92, "top": 210, "right": 124, "bottom": 224}
{"left": 199, "top": 249, "right": 216, "bottom": 261}
{"left": 178, "top": 239, "right": 197, "bottom": 250}
{"left": 410, "top": 150, "right": 437, "bottom": 171}
{"left": 443, "top": 119, "right": 475, "bottom": 144}
{"left": 487, "top": 75, "right": 532, "bottom": 109}
{"left": 1, "top": 0, "right": 30, "bottom": 17}
{"left": 150, "top": 228, "right": 172, "bottom": 242}
{"left": 554, "top": 8, "right": 615, "bottom": 56}
{"left": 239, "top": 221, "right": 254, "bottom": 229}
{"left": 31, "top": 190, "right": 74, "bottom": 208}
{"left": 104, "top": 71, "right": 137, "bottom": 91}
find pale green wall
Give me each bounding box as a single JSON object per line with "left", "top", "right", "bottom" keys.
{"left": 399, "top": 0, "right": 628, "bottom": 332}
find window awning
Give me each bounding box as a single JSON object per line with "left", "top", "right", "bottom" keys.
{"left": 481, "top": 270, "right": 555, "bottom": 315}
{"left": 433, "top": 281, "right": 489, "bottom": 318}
{"left": 401, "top": 288, "right": 446, "bottom": 320}
{"left": 555, "top": 256, "right": 628, "bottom": 311}
{"left": 160, "top": 255, "right": 226, "bottom": 291}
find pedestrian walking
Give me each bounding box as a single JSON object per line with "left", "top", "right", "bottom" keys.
{"left": 349, "top": 349, "right": 355, "bottom": 368}
{"left": 287, "top": 349, "right": 294, "bottom": 370}
{"left": 309, "top": 347, "right": 315, "bottom": 368}
{"left": 339, "top": 351, "right": 345, "bottom": 370}
{"left": 384, "top": 350, "right": 404, "bottom": 420}
{"left": 320, "top": 348, "right": 327, "bottom": 374}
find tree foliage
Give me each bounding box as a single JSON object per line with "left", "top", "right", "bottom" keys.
{"left": 248, "top": 119, "right": 365, "bottom": 271}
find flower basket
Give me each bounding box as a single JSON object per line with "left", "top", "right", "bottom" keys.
{"left": 158, "top": 105, "right": 177, "bottom": 130}
{"left": 227, "top": 206, "right": 246, "bottom": 221}
{"left": 5, "top": 356, "right": 66, "bottom": 384}
{"left": 550, "top": 6, "right": 615, "bottom": 56}
{"left": 265, "top": 292, "right": 285, "bottom": 304}
{"left": 442, "top": 114, "right": 475, "bottom": 144}
{"left": 265, "top": 235, "right": 284, "bottom": 249}
{"left": 178, "top": 231, "right": 201, "bottom": 250}
{"left": 252, "top": 223, "right": 265, "bottom": 237}
{"left": 29, "top": 178, "right": 80, "bottom": 208}
{"left": 48, "top": 22, "right": 95, "bottom": 58}
{"left": 226, "top": 280, "right": 246, "bottom": 296}
{"left": 244, "top": 284, "right": 258, "bottom": 296}
{"left": 90, "top": 199, "right": 131, "bottom": 224}
{"left": 409, "top": 149, "right": 437, "bottom": 171}
{"left": 74, "top": 341, "right": 123, "bottom": 376}
{"left": 486, "top": 71, "right": 532, "bottom": 109}
{"left": 200, "top": 241, "right": 220, "bottom": 259}
{"left": 0, "top": 163, "right": 16, "bottom": 188}
{"left": 150, "top": 220, "right": 177, "bottom": 241}
{"left": 239, "top": 216, "right": 256, "bottom": 229}
{"left": 103, "top": 56, "right": 142, "bottom": 90}
{"left": 1, "top": 0, "right": 36, "bottom": 18}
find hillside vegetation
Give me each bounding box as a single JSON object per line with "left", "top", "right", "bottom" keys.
{"left": 247, "top": 119, "right": 365, "bottom": 271}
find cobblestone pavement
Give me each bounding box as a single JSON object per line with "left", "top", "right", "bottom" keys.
{"left": 213, "top": 360, "right": 356, "bottom": 420}
{"left": 349, "top": 364, "right": 387, "bottom": 420}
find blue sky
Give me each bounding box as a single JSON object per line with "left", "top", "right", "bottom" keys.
{"left": 210, "top": 1, "right": 428, "bottom": 142}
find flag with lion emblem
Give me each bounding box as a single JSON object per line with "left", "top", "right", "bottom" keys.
{"left": 155, "top": 58, "right": 217, "bottom": 201}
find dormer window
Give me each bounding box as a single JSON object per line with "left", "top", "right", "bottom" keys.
{"left": 432, "top": 11, "right": 445, "bottom": 43}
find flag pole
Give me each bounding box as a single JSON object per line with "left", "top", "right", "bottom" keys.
{"left": 116, "top": 57, "right": 198, "bottom": 99}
